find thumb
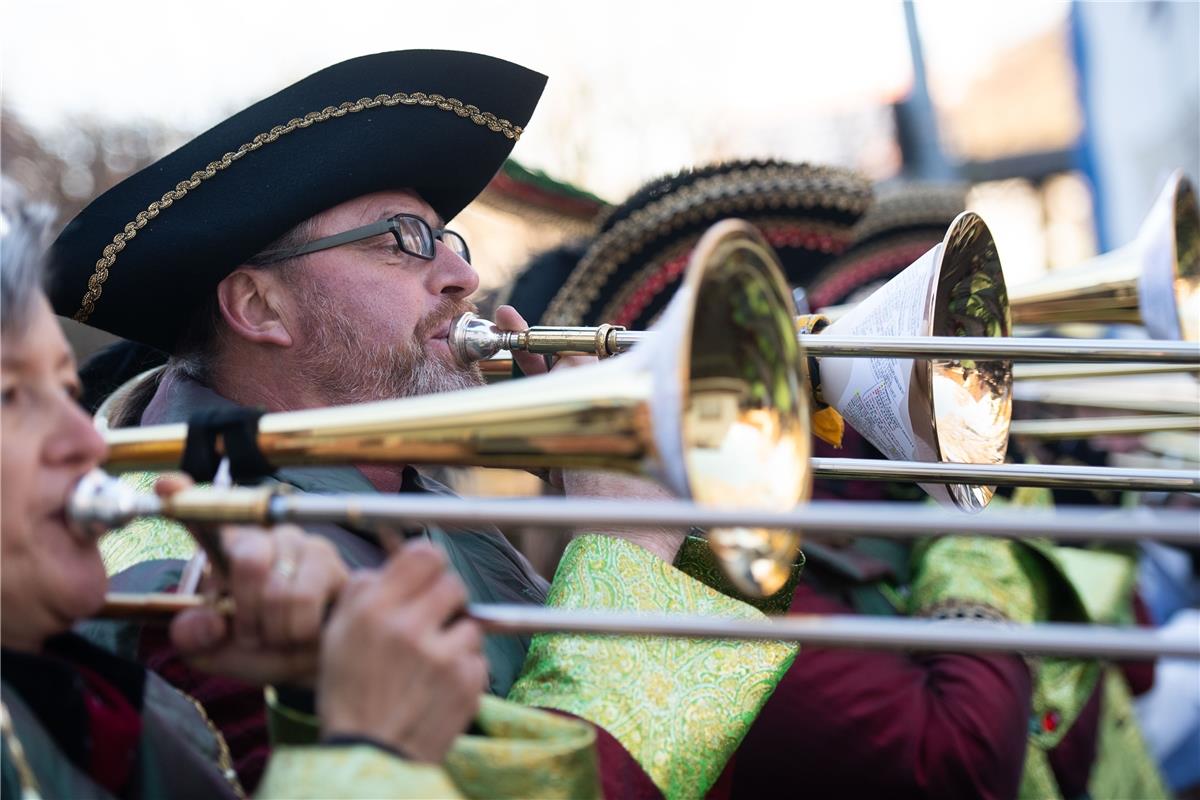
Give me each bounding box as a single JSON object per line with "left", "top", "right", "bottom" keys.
{"left": 494, "top": 305, "right": 547, "bottom": 378}
{"left": 170, "top": 607, "right": 228, "bottom": 654}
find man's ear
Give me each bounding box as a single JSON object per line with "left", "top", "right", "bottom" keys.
{"left": 216, "top": 269, "right": 294, "bottom": 348}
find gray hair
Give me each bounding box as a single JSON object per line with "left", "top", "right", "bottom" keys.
{"left": 1, "top": 178, "right": 57, "bottom": 338}
{"left": 165, "top": 218, "right": 316, "bottom": 386}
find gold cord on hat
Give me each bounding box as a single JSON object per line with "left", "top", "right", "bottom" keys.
{"left": 75, "top": 93, "right": 522, "bottom": 322}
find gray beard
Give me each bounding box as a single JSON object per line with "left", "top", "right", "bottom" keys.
{"left": 294, "top": 289, "right": 484, "bottom": 407}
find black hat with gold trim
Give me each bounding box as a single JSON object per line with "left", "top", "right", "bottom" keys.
{"left": 48, "top": 50, "right": 546, "bottom": 352}
{"left": 804, "top": 182, "right": 968, "bottom": 311}
{"left": 531, "top": 159, "right": 872, "bottom": 329}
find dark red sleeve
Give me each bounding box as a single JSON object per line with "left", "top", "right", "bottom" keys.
{"left": 547, "top": 710, "right": 663, "bottom": 799}
{"left": 731, "top": 584, "right": 1033, "bottom": 800}
{"left": 137, "top": 627, "right": 270, "bottom": 793}
{"left": 1117, "top": 592, "right": 1156, "bottom": 697}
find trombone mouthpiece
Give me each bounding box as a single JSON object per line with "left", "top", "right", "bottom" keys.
{"left": 67, "top": 469, "right": 162, "bottom": 541}
{"left": 449, "top": 312, "right": 519, "bottom": 365}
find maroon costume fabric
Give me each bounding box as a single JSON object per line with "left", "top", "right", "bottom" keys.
{"left": 76, "top": 663, "right": 145, "bottom": 794}
{"left": 137, "top": 624, "right": 271, "bottom": 791}
{"left": 731, "top": 583, "right": 1034, "bottom": 800}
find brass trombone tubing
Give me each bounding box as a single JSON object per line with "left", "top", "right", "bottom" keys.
{"left": 1013, "top": 363, "right": 1200, "bottom": 381}
{"left": 809, "top": 458, "right": 1200, "bottom": 492}
{"left": 799, "top": 336, "right": 1198, "bottom": 363}
{"left": 1009, "top": 416, "right": 1200, "bottom": 439}
{"left": 97, "top": 593, "right": 1199, "bottom": 660}
{"left": 1011, "top": 387, "right": 1199, "bottom": 415}
{"left": 465, "top": 329, "right": 1200, "bottom": 365}
{"left": 69, "top": 477, "right": 1200, "bottom": 546}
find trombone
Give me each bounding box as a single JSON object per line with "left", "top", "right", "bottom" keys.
{"left": 1010, "top": 170, "right": 1200, "bottom": 342}
{"left": 74, "top": 475, "right": 1200, "bottom": 660}
{"left": 458, "top": 325, "right": 1199, "bottom": 364}
{"left": 1012, "top": 363, "right": 1200, "bottom": 381}
{"left": 101, "top": 221, "right": 812, "bottom": 599}
{"left": 457, "top": 214, "right": 1199, "bottom": 508}
{"left": 97, "top": 593, "right": 1199, "bottom": 661}
{"left": 72, "top": 470, "right": 1200, "bottom": 547}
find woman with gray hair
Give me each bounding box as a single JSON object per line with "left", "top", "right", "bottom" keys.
{"left": 0, "top": 184, "right": 586, "bottom": 798}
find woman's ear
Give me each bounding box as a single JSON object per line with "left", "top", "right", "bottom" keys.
{"left": 215, "top": 269, "right": 294, "bottom": 348}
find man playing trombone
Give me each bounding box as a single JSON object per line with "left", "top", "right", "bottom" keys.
{"left": 49, "top": 51, "right": 797, "bottom": 798}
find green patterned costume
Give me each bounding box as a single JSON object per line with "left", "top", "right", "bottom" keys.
{"left": 99, "top": 480, "right": 796, "bottom": 799}
{"left": 3, "top": 636, "right": 599, "bottom": 800}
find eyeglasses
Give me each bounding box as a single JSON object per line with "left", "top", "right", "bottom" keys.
{"left": 256, "top": 213, "right": 470, "bottom": 265}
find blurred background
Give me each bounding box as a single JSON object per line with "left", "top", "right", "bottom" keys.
{"left": 4, "top": 1, "right": 1197, "bottom": 301}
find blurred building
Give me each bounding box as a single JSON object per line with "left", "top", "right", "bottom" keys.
{"left": 1072, "top": 1, "right": 1200, "bottom": 251}
{"left": 894, "top": 1, "right": 1197, "bottom": 285}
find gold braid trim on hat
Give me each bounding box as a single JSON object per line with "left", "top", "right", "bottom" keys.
{"left": 540, "top": 163, "right": 870, "bottom": 327}
{"left": 74, "top": 93, "right": 523, "bottom": 322}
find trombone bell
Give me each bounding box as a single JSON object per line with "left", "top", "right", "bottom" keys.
{"left": 1010, "top": 171, "right": 1200, "bottom": 342}
{"left": 815, "top": 211, "right": 1012, "bottom": 512}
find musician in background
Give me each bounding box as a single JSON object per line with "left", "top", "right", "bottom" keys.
{"left": 504, "top": 160, "right": 1169, "bottom": 799}
{"left": 49, "top": 52, "right": 796, "bottom": 798}
{"left": 1, "top": 181, "right": 603, "bottom": 798}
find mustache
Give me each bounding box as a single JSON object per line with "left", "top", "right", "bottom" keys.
{"left": 414, "top": 297, "right": 478, "bottom": 340}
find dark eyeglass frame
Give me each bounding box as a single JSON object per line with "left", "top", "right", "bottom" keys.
{"left": 255, "top": 213, "right": 470, "bottom": 265}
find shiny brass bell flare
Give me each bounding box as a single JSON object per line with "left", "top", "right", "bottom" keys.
{"left": 1010, "top": 170, "right": 1200, "bottom": 343}
{"left": 815, "top": 211, "right": 1012, "bottom": 512}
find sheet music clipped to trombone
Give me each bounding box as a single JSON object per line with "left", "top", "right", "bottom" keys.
{"left": 821, "top": 247, "right": 939, "bottom": 465}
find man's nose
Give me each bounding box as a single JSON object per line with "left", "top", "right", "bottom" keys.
{"left": 427, "top": 242, "right": 480, "bottom": 297}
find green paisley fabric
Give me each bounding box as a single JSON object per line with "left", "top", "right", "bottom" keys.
{"left": 266, "top": 690, "right": 599, "bottom": 799}
{"left": 909, "top": 536, "right": 1055, "bottom": 623}
{"left": 257, "top": 747, "right": 465, "bottom": 798}
{"left": 673, "top": 534, "right": 804, "bottom": 615}
{"left": 99, "top": 472, "right": 199, "bottom": 576}
{"left": 508, "top": 535, "right": 797, "bottom": 800}
{"left": 1018, "top": 670, "right": 1171, "bottom": 800}
{"left": 1086, "top": 669, "right": 1170, "bottom": 799}
{"left": 446, "top": 695, "right": 600, "bottom": 799}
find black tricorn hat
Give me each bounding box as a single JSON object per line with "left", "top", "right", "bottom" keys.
{"left": 48, "top": 50, "right": 546, "bottom": 351}
{"left": 533, "top": 159, "right": 871, "bottom": 330}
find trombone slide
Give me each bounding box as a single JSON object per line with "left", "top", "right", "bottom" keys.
{"left": 95, "top": 594, "right": 1199, "bottom": 660}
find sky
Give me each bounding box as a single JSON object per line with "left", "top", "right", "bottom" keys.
{"left": 1, "top": 0, "right": 1069, "bottom": 200}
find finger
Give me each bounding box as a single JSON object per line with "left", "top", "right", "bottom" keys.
{"left": 169, "top": 607, "right": 228, "bottom": 654}
{"left": 260, "top": 527, "right": 307, "bottom": 646}
{"left": 495, "top": 304, "right": 548, "bottom": 378}
{"left": 493, "top": 304, "right": 529, "bottom": 330}
{"left": 439, "top": 617, "right": 484, "bottom": 657}
{"left": 154, "top": 472, "right": 194, "bottom": 497}
{"left": 377, "top": 540, "right": 448, "bottom": 604}
{"left": 410, "top": 572, "right": 470, "bottom": 634}
{"left": 188, "top": 646, "right": 319, "bottom": 687}
{"left": 549, "top": 354, "right": 596, "bottom": 372}
{"left": 224, "top": 526, "right": 274, "bottom": 643}
{"left": 283, "top": 538, "right": 346, "bottom": 646}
